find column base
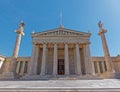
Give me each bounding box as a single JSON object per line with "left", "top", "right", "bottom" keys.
{"left": 52, "top": 74, "right": 57, "bottom": 77}
{"left": 22, "top": 74, "right": 101, "bottom": 80}
{"left": 0, "top": 72, "right": 16, "bottom": 79}
{"left": 40, "top": 73, "right": 45, "bottom": 76}
{"left": 99, "top": 72, "right": 120, "bottom": 79}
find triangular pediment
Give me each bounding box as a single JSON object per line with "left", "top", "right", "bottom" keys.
{"left": 31, "top": 27, "right": 91, "bottom": 37}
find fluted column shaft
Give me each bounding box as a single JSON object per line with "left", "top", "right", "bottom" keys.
{"left": 12, "top": 21, "right": 24, "bottom": 58}
{"left": 28, "top": 44, "right": 36, "bottom": 75}
{"left": 12, "top": 34, "right": 22, "bottom": 58}
{"left": 33, "top": 46, "right": 39, "bottom": 75}
{"left": 84, "top": 45, "right": 93, "bottom": 75}
{"left": 40, "top": 44, "right": 46, "bottom": 76}
{"left": 75, "top": 43, "right": 82, "bottom": 75}
{"left": 9, "top": 34, "right": 22, "bottom": 73}
{"left": 64, "top": 43, "right": 69, "bottom": 75}
{"left": 53, "top": 44, "right": 58, "bottom": 75}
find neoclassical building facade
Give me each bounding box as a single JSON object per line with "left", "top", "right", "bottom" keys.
{"left": 0, "top": 22, "right": 120, "bottom": 79}
{"left": 28, "top": 26, "right": 93, "bottom": 77}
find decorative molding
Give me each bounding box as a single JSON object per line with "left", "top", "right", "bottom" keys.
{"left": 31, "top": 28, "right": 91, "bottom": 37}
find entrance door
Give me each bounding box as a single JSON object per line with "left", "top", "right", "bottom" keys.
{"left": 58, "top": 59, "right": 64, "bottom": 75}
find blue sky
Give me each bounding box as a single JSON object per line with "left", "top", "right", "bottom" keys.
{"left": 0, "top": 0, "right": 120, "bottom": 57}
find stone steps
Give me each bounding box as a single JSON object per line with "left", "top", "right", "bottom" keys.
{"left": 22, "top": 74, "right": 101, "bottom": 80}
{"left": 0, "top": 88, "right": 120, "bottom": 92}
{"left": 0, "top": 79, "right": 119, "bottom": 92}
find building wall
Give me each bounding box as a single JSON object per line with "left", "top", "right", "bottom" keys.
{"left": 1, "top": 55, "right": 120, "bottom": 77}
{"left": 92, "top": 55, "right": 120, "bottom": 74}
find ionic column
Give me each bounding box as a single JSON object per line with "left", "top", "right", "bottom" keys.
{"left": 21, "top": 61, "right": 25, "bottom": 75}
{"left": 92, "top": 61, "right": 95, "bottom": 75}
{"left": 53, "top": 44, "right": 58, "bottom": 75}
{"left": 84, "top": 44, "right": 93, "bottom": 75}
{"left": 75, "top": 43, "right": 82, "bottom": 75}
{"left": 96, "top": 62, "right": 100, "bottom": 74}
{"left": 101, "top": 61, "right": 105, "bottom": 73}
{"left": 28, "top": 44, "right": 36, "bottom": 75}
{"left": 98, "top": 21, "right": 114, "bottom": 72}
{"left": 40, "top": 44, "right": 47, "bottom": 76}
{"left": 16, "top": 61, "right": 20, "bottom": 74}
{"left": 64, "top": 43, "right": 69, "bottom": 75}
{"left": 33, "top": 46, "right": 39, "bottom": 74}
{"left": 10, "top": 21, "right": 25, "bottom": 73}
{"left": 1, "top": 22, "right": 24, "bottom": 79}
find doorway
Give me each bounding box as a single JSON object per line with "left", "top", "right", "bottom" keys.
{"left": 58, "top": 59, "right": 64, "bottom": 75}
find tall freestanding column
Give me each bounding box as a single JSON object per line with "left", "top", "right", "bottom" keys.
{"left": 98, "top": 21, "right": 114, "bottom": 72}
{"left": 2, "top": 21, "right": 24, "bottom": 79}
{"left": 10, "top": 21, "right": 24, "bottom": 73}
{"left": 12, "top": 21, "right": 24, "bottom": 58}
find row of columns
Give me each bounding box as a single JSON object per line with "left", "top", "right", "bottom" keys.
{"left": 16, "top": 61, "right": 27, "bottom": 75}
{"left": 29, "top": 43, "right": 93, "bottom": 76}
{"left": 94, "top": 61, "right": 106, "bottom": 74}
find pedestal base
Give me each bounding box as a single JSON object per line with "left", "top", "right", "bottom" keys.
{"left": 0, "top": 72, "right": 16, "bottom": 79}
{"left": 99, "top": 72, "right": 120, "bottom": 79}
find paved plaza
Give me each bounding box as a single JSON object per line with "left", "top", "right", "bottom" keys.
{"left": 0, "top": 79, "right": 120, "bottom": 91}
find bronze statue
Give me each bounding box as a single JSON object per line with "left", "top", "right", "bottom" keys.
{"left": 98, "top": 21, "right": 103, "bottom": 29}
{"left": 19, "top": 20, "right": 24, "bottom": 28}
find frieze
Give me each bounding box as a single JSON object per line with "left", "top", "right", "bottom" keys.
{"left": 33, "top": 36, "right": 90, "bottom": 44}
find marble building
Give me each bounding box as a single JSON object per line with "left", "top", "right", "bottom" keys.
{"left": 0, "top": 21, "right": 120, "bottom": 79}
